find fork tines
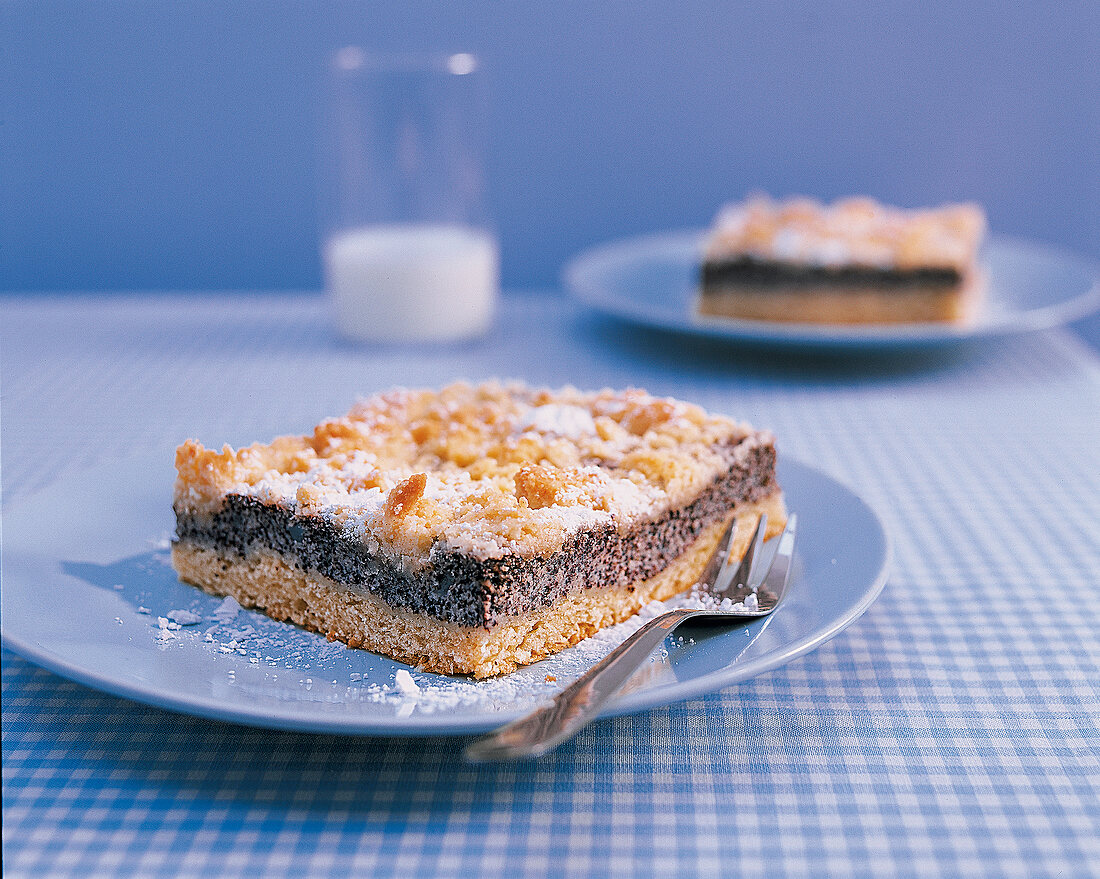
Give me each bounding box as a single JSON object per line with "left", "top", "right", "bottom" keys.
{"left": 712, "top": 513, "right": 798, "bottom": 609}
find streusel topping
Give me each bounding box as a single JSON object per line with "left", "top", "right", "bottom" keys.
{"left": 706, "top": 194, "right": 985, "bottom": 271}
{"left": 175, "top": 382, "right": 767, "bottom": 565}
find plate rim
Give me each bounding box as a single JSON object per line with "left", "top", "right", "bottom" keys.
{"left": 2, "top": 456, "right": 890, "bottom": 736}
{"left": 563, "top": 229, "right": 1100, "bottom": 348}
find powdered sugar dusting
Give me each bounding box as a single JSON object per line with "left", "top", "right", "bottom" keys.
{"left": 167, "top": 609, "right": 203, "bottom": 626}
{"left": 213, "top": 596, "right": 241, "bottom": 622}
{"left": 682, "top": 584, "right": 760, "bottom": 613}
{"left": 394, "top": 669, "right": 420, "bottom": 695}
{"left": 517, "top": 403, "right": 598, "bottom": 439}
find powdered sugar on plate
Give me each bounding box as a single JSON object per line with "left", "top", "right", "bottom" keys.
{"left": 212, "top": 596, "right": 241, "bottom": 622}
{"left": 167, "top": 609, "right": 203, "bottom": 626}
{"left": 134, "top": 550, "right": 755, "bottom": 718}
{"left": 340, "top": 592, "right": 743, "bottom": 716}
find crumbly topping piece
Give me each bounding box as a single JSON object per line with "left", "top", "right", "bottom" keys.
{"left": 706, "top": 194, "right": 986, "bottom": 272}
{"left": 174, "top": 382, "right": 766, "bottom": 565}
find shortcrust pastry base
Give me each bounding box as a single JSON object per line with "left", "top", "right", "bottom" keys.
{"left": 172, "top": 492, "right": 786, "bottom": 678}
{"left": 697, "top": 272, "right": 985, "bottom": 326}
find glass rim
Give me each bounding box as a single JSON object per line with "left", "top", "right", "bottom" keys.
{"left": 330, "top": 48, "right": 480, "bottom": 77}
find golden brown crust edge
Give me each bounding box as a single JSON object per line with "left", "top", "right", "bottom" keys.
{"left": 172, "top": 492, "right": 786, "bottom": 678}
{"left": 697, "top": 269, "right": 986, "bottom": 326}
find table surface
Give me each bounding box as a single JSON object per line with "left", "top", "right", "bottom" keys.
{"left": 3, "top": 291, "right": 1099, "bottom": 878}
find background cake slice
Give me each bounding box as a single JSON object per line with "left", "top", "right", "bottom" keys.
{"left": 172, "top": 382, "right": 786, "bottom": 678}
{"left": 698, "top": 194, "right": 986, "bottom": 325}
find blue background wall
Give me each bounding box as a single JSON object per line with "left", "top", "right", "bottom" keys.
{"left": 2, "top": 1, "right": 1098, "bottom": 293}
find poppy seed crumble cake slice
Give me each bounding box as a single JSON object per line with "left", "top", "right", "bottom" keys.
{"left": 172, "top": 382, "right": 786, "bottom": 678}
{"left": 699, "top": 194, "right": 987, "bottom": 325}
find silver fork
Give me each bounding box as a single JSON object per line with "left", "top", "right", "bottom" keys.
{"left": 464, "top": 512, "right": 798, "bottom": 761}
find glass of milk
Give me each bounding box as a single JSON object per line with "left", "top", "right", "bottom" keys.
{"left": 321, "top": 49, "right": 498, "bottom": 343}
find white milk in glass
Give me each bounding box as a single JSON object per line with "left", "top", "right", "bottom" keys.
{"left": 325, "top": 224, "right": 498, "bottom": 343}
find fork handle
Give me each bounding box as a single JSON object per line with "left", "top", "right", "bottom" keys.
{"left": 464, "top": 608, "right": 698, "bottom": 761}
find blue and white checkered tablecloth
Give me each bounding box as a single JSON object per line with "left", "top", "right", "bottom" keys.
{"left": 3, "top": 293, "right": 1099, "bottom": 878}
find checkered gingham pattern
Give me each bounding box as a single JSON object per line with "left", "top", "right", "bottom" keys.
{"left": 3, "top": 293, "right": 1099, "bottom": 878}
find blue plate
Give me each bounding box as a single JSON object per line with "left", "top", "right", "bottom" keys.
{"left": 1, "top": 453, "right": 889, "bottom": 735}
{"left": 564, "top": 230, "right": 1100, "bottom": 349}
